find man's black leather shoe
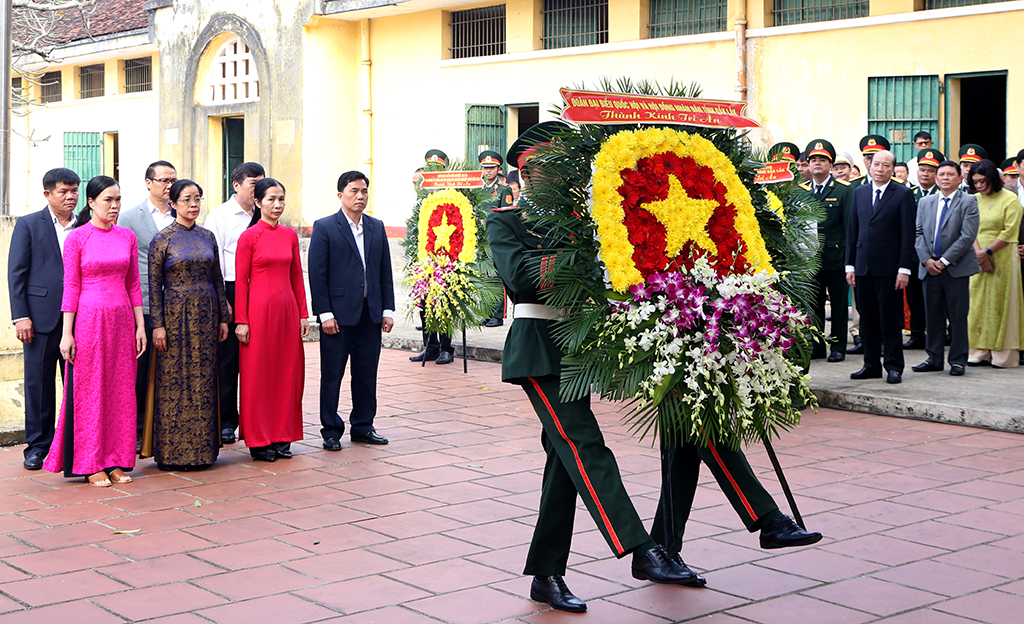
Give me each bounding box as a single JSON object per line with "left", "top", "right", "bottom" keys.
{"left": 409, "top": 350, "right": 438, "bottom": 362}
{"left": 271, "top": 442, "right": 293, "bottom": 459}
{"left": 221, "top": 428, "right": 236, "bottom": 444}
{"left": 850, "top": 367, "right": 882, "bottom": 380}
{"left": 322, "top": 437, "right": 342, "bottom": 451}
{"left": 436, "top": 351, "right": 454, "bottom": 365}
{"left": 912, "top": 361, "right": 942, "bottom": 373}
{"left": 484, "top": 317, "right": 503, "bottom": 327}
{"left": 250, "top": 447, "right": 277, "bottom": 462}
{"left": 847, "top": 343, "right": 864, "bottom": 355}
{"left": 827, "top": 352, "right": 845, "bottom": 363}
{"left": 759, "top": 514, "right": 823, "bottom": 549}
{"left": 23, "top": 450, "right": 44, "bottom": 471}
{"left": 950, "top": 365, "right": 965, "bottom": 376}
{"left": 903, "top": 337, "right": 925, "bottom": 350}
{"left": 530, "top": 575, "right": 586, "bottom": 612}
{"left": 352, "top": 431, "right": 389, "bottom": 445}
{"left": 631, "top": 545, "right": 706, "bottom": 586}
{"left": 886, "top": 370, "right": 902, "bottom": 384}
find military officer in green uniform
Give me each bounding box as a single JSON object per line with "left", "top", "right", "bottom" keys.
{"left": 801, "top": 140, "right": 855, "bottom": 361}
{"left": 479, "top": 150, "right": 515, "bottom": 327}
{"left": 488, "top": 123, "right": 821, "bottom": 613}
{"left": 912, "top": 149, "right": 943, "bottom": 204}
{"left": 852, "top": 134, "right": 891, "bottom": 187}
{"left": 958, "top": 144, "right": 987, "bottom": 192}
{"left": 768, "top": 142, "right": 800, "bottom": 164}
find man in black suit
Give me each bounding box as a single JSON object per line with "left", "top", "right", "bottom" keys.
{"left": 8, "top": 168, "right": 81, "bottom": 470}
{"left": 912, "top": 161, "right": 980, "bottom": 376}
{"left": 309, "top": 171, "right": 395, "bottom": 450}
{"left": 845, "top": 150, "right": 917, "bottom": 384}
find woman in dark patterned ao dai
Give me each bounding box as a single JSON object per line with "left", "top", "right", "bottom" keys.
{"left": 144, "top": 180, "right": 229, "bottom": 470}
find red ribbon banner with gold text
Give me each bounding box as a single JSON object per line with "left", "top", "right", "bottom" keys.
{"left": 560, "top": 89, "right": 761, "bottom": 129}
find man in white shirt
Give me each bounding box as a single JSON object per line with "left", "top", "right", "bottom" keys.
{"left": 906, "top": 131, "right": 933, "bottom": 187}
{"left": 8, "top": 168, "right": 80, "bottom": 470}
{"left": 204, "top": 162, "right": 265, "bottom": 444}
{"left": 308, "top": 171, "right": 395, "bottom": 450}
{"left": 118, "top": 161, "right": 178, "bottom": 449}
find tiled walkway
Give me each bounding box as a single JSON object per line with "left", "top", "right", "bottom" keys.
{"left": 1, "top": 346, "right": 1022, "bottom": 623}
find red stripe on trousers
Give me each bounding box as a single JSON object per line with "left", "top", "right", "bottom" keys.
{"left": 528, "top": 377, "right": 624, "bottom": 554}
{"left": 707, "top": 441, "right": 758, "bottom": 522}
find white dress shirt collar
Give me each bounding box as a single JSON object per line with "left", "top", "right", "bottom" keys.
{"left": 47, "top": 207, "right": 75, "bottom": 255}
{"left": 147, "top": 197, "right": 175, "bottom": 230}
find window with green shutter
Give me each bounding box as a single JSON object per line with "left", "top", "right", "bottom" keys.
{"left": 542, "top": 0, "right": 609, "bottom": 50}
{"left": 466, "top": 105, "right": 507, "bottom": 168}
{"left": 64, "top": 132, "right": 104, "bottom": 210}
{"left": 867, "top": 76, "right": 940, "bottom": 163}
{"left": 650, "top": 0, "right": 727, "bottom": 37}
{"left": 773, "top": 0, "right": 867, "bottom": 26}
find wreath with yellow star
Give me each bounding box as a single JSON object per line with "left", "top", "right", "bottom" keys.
{"left": 417, "top": 189, "right": 477, "bottom": 263}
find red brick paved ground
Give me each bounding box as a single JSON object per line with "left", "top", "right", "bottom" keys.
{"left": 1, "top": 345, "right": 1023, "bottom": 623}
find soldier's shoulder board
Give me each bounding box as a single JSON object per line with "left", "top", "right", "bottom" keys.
{"left": 836, "top": 179, "right": 851, "bottom": 186}
{"left": 799, "top": 182, "right": 812, "bottom": 191}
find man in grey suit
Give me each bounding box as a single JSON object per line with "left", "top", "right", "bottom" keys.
{"left": 912, "top": 160, "right": 980, "bottom": 376}
{"left": 117, "top": 161, "right": 177, "bottom": 445}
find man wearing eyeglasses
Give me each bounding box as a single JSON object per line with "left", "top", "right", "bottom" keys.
{"left": 906, "top": 131, "right": 933, "bottom": 187}
{"left": 118, "top": 160, "right": 178, "bottom": 451}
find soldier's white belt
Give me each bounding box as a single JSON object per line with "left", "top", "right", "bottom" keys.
{"left": 512, "top": 303, "right": 564, "bottom": 320}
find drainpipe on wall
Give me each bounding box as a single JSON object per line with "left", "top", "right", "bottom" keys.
{"left": 735, "top": 16, "right": 747, "bottom": 103}
{"left": 360, "top": 19, "right": 372, "bottom": 192}
{"left": 0, "top": 0, "right": 12, "bottom": 215}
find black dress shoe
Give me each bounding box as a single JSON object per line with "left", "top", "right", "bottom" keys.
{"left": 23, "top": 450, "right": 45, "bottom": 471}
{"left": 967, "top": 359, "right": 991, "bottom": 367}
{"left": 886, "top": 370, "right": 902, "bottom": 384}
{"left": 351, "top": 431, "right": 389, "bottom": 445}
{"left": 249, "top": 446, "right": 277, "bottom": 462}
{"left": 529, "top": 575, "right": 586, "bottom": 613}
{"left": 1019, "top": 352, "right": 1024, "bottom": 366}
{"left": 435, "top": 351, "right": 454, "bottom": 365}
{"left": 271, "top": 442, "right": 293, "bottom": 458}
{"left": 903, "top": 337, "right": 926, "bottom": 350}
{"left": 415, "top": 325, "right": 424, "bottom": 331}
{"left": 484, "top": 317, "right": 503, "bottom": 327}
{"left": 631, "top": 545, "right": 707, "bottom": 586}
{"left": 759, "top": 514, "right": 823, "bottom": 549}
{"left": 827, "top": 352, "right": 845, "bottom": 363}
{"left": 409, "top": 350, "right": 438, "bottom": 362}
{"left": 221, "top": 428, "right": 236, "bottom": 444}
{"left": 850, "top": 366, "right": 882, "bottom": 380}
{"left": 322, "top": 437, "right": 342, "bottom": 451}
{"left": 912, "top": 361, "right": 942, "bottom": 373}
{"left": 950, "top": 365, "right": 965, "bottom": 376}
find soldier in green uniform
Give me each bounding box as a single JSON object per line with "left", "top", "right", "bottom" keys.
{"left": 479, "top": 150, "right": 515, "bottom": 327}
{"left": 801, "top": 140, "right": 855, "bottom": 361}
{"left": 768, "top": 142, "right": 800, "bottom": 164}
{"left": 852, "top": 135, "right": 891, "bottom": 187}
{"left": 488, "top": 123, "right": 820, "bottom": 613}
{"left": 958, "top": 144, "right": 987, "bottom": 192}
{"left": 904, "top": 150, "right": 945, "bottom": 351}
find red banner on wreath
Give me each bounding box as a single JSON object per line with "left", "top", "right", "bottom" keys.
{"left": 560, "top": 89, "right": 760, "bottom": 129}
{"left": 420, "top": 171, "right": 485, "bottom": 189}
{"left": 753, "top": 161, "right": 795, "bottom": 184}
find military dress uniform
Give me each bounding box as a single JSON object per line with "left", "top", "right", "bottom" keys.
{"left": 802, "top": 140, "right": 855, "bottom": 360}
{"left": 479, "top": 150, "right": 515, "bottom": 327}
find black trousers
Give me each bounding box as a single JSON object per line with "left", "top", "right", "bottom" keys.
{"left": 419, "top": 311, "right": 453, "bottom": 357}
{"left": 922, "top": 271, "right": 971, "bottom": 368}
{"left": 23, "top": 323, "right": 63, "bottom": 458}
{"left": 856, "top": 273, "right": 905, "bottom": 373}
{"left": 812, "top": 268, "right": 849, "bottom": 357}
{"left": 905, "top": 273, "right": 926, "bottom": 341}
{"left": 319, "top": 301, "right": 382, "bottom": 439}
{"left": 134, "top": 314, "right": 155, "bottom": 437}
{"left": 217, "top": 282, "right": 240, "bottom": 432}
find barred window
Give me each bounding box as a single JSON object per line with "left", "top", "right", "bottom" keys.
{"left": 650, "top": 0, "right": 727, "bottom": 37}
{"left": 773, "top": 0, "right": 867, "bottom": 26}
{"left": 466, "top": 105, "right": 507, "bottom": 167}
{"left": 206, "top": 36, "right": 260, "bottom": 105}
{"left": 868, "top": 76, "right": 940, "bottom": 163}
{"left": 40, "top": 71, "right": 62, "bottom": 103}
{"left": 925, "top": 0, "right": 1011, "bottom": 6}
{"left": 12, "top": 77, "right": 25, "bottom": 112}
{"left": 542, "top": 0, "right": 609, "bottom": 50}
{"left": 124, "top": 57, "right": 152, "bottom": 93}
{"left": 79, "top": 64, "right": 105, "bottom": 99}
{"left": 451, "top": 6, "right": 506, "bottom": 59}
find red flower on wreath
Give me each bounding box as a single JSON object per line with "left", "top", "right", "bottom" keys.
{"left": 617, "top": 153, "right": 750, "bottom": 279}
{"left": 424, "top": 202, "right": 465, "bottom": 262}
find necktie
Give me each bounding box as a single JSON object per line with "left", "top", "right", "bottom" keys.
{"left": 873, "top": 188, "right": 881, "bottom": 212}
{"left": 814, "top": 183, "right": 823, "bottom": 197}
{"left": 934, "top": 197, "right": 949, "bottom": 258}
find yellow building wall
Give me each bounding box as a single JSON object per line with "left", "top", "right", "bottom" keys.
{"left": 9, "top": 61, "right": 159, "bottom": 216}
{"left": 748, "top": 9, "right": 1022, "bottom": 161}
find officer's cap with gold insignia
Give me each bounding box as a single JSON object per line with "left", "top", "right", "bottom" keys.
{"left": 958, "top": 144, "right": 987, "bottom": 164}
{"left": 768, "top": 142, "right": 800, "bottom": 163}
{"left": 804, "top": 139, "right": 836, "bottom": 162}
{"left": 424, "top": 149, "right": 448, "bottom": 166}
{"left": 508, "top": 121, "right": 570, "bottom": 171}
{"left": 478, "top": 150, "right": 503, "bottom": 167}
{"left": 1001, "top": 158, "right": 1018, "bottom": 176}
{"left": 834, "top": 151, "right": 854, "bottom": 167}
{"left": 859, "top": 134, "right": 890, "bottom": 155}
{"left": 917, "top": 149, "right": 945, "bottom": 169}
